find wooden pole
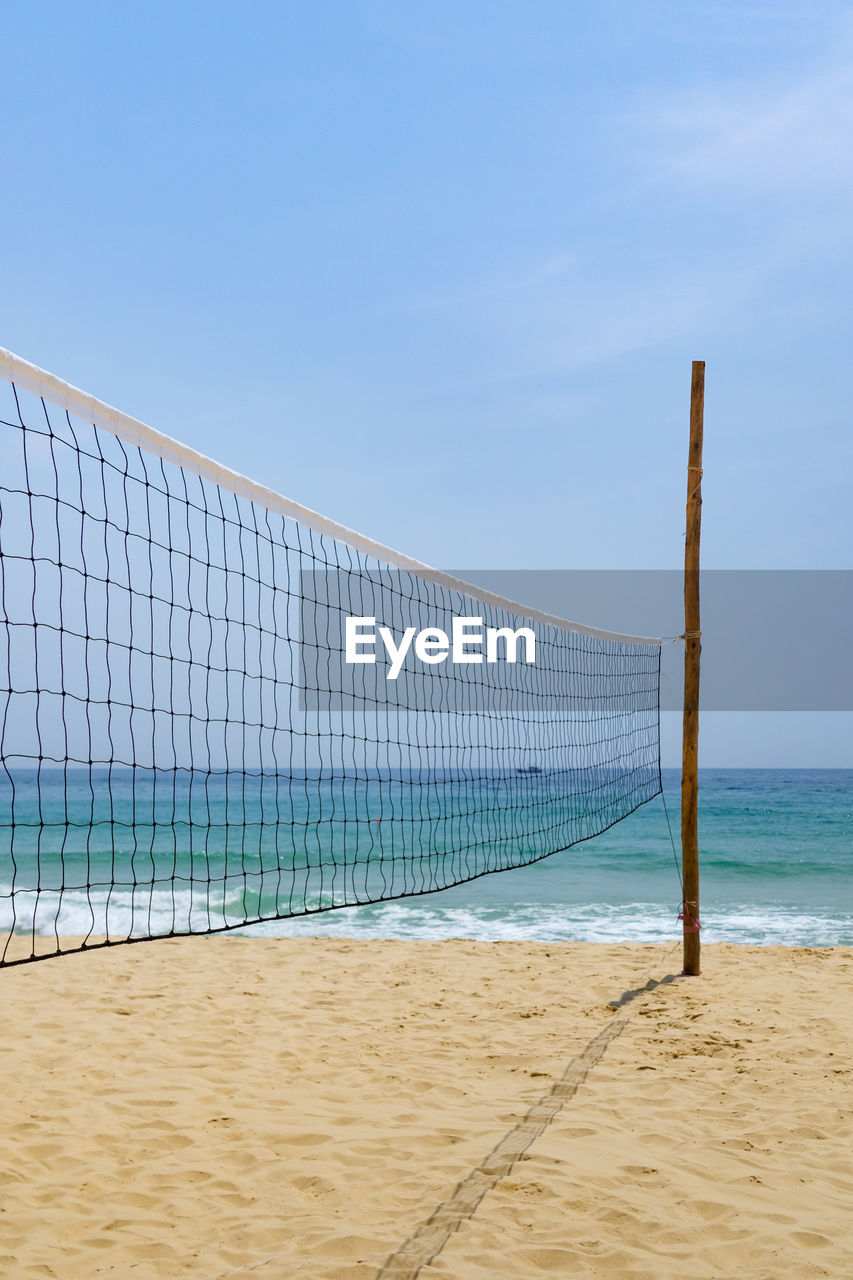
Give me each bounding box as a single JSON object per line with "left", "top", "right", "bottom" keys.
{"left": 681, "top": 361, "right": 704, "bottom": 976}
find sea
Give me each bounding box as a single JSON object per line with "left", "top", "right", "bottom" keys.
{"left": 2, "top": 769, "right": 850, "bottom": 949}
{"left": 261, "top": 769, "right": 852, "bottom": 947}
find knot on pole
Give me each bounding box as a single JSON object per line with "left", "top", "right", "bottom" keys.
{"left": 678, "top": 901, "right": 701, "bottom": 933}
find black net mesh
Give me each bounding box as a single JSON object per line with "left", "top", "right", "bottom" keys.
{"left": 0, "top": 379, "right": 661, "bottom": 965}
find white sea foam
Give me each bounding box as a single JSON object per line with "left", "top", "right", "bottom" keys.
{"left": 244, "top": 901, "right": 852, "bottom": 947}
{"left": 0, "top": 884, "right": 247, "bottom": 940}
{"left": 3, "top": 885, "right": 850, "bottom": 948}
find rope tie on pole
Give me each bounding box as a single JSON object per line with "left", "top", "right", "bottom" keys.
{"left": 678, "top": 901, "right": 701, "bottom": 933}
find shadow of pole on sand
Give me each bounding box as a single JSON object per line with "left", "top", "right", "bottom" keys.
{"left": 376, "top": 970, "right": 681, "bottom": 1280}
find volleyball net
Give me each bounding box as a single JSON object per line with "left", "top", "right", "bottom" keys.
{"left": 0, "top": 349, "right": 661, "bottom": 965}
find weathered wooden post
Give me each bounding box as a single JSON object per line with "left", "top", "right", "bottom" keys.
{"left": 681, "top": 361, "right": 704, "bottom": 975}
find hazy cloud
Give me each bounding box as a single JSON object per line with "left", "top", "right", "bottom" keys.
{"left": 640, "top": 42, "right": 853, "bottom": 195}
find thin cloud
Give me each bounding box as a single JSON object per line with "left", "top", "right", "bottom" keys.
{"left": 521, "top": 264, "right": 761, "bottom": 371}
{"left": 640, "top": 44, "right": 853, "bottom": 195}
{"left": 394, "top": 255, "right": 761, "bottom": 388}
{"left": 388, "top": 254, "right": 578, "bottom": 317}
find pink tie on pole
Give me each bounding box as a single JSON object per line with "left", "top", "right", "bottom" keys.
{"left": 679, "top": 901, "right": 701, "bottom": 933}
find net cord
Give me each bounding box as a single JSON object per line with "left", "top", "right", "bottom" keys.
{"left": 0, "top": 346, "right": 660, "bottom": 648}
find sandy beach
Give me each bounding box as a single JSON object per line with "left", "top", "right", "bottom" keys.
{"left": 1, "top": 938, "right": 851, "bottom": 1279}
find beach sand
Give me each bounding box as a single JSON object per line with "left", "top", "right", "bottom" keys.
{"left": 2, "top": 938, "right": 851, "bottom": 1279}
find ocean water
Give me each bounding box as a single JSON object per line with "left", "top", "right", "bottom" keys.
{"left": 2, "top": 769, "right": 850, "bottom": 948}
{"left": 258, "top": 769, "right": 852, "bottom": 947}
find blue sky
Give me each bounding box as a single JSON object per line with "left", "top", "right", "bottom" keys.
{"left": 2, "top": 1, "right": 851, "bottom": 763}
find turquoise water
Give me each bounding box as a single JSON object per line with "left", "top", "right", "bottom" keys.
{"left": 2, "top": 768, "right": 850, "bottom": 947}
{"left": 261, "top": 769, "right": 852, "bottom": 946}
